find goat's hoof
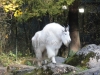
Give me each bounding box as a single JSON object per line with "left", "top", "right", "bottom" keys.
{"left": 52, "top": 63, "right": 56, "bottom": 65}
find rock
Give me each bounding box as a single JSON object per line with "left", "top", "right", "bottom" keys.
{"left": 9, "top": 62, "right": 77, "bottom": 75}
{"left": 75, "top": 67, "right": 100, "bottom": 75}
{"left": 8, "top": 64, "right": 35, "bottom": 75}
{"left": 40, "top": 57, "right": 77, "bottom": 74}
{"left": 24, "top": 63, "right": 77, "bottom": 75}
{"left": 65, "top": 44, "right": 100, "bottom": 68}
{"left": 47, "top": 63, "right": 77, "bottom": 74}
{"left": 76, "top": 44, "right": 100, "bottom": 56}
{"left": 7, "top": 44, "right": 100, "bottom": 75}
{"left": 0, "top": 67, "right": 7, "bottom": 75}
{"left": 55, "top": 56, "right": 66, "bottom": 63}
{"left": 87, "top": 57, "right": 100, "bottom": 68}
{"left": 13, "top": 68, "right": 35, "bottom": 75}
{"left": 77, "top": 44, "right": 100, "bottom": 68}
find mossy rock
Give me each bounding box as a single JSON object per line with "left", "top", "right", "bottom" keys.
{"left": 65, "top": 51, "right": 96, "bottom": 67}
{"left": 25, "top": 67, "right": 53, "bottom": 75}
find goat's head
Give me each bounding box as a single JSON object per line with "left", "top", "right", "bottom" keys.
{"left": 61, "top": 25, "right": 71, "bottom": 47}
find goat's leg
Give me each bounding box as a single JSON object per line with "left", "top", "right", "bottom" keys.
{"left": 35, "top": 50, "right": 42, "bottom": 66}
{"left": 51, "top": 56, "right": 56, "bottom": 64}
{"left": 46, "top": 47, "right": 56, "bottom": 64}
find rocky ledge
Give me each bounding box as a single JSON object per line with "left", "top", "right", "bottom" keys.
{"left": 1, "top": 44, "right": 100, "bottom": 75}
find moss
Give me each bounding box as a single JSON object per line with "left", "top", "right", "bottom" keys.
{"left": 25, "top": 67, "right": 53, "bottom": 75}
{"left": 65, "top": 51, "right": 96, "bottom": 67}
{"left": 65, "top": 54, "right": 82, "bottom": 66}
{"left": 81, "top": 51, "right": 96, "bottom": 66}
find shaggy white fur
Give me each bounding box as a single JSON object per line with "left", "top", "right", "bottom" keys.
{"left": 32, "top": 22, "right": 71, "bottom": 66}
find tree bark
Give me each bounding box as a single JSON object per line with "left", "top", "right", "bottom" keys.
{"left": 69, "top": 0, "right": 80, "bottom": 52}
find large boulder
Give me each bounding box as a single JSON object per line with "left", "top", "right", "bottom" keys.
{"left": 75, "top": 67, "right": 100, "bottom": 75}
{"left": 65, "top": 44, "right": 100, "bottom": 68}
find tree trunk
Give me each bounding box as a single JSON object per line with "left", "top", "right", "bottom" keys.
{"left": 69, "top": 0, "right": 80, "bottom": 52}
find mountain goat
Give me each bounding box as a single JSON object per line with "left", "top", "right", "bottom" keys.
{"left": 32, "top": 22, "right": 71, "bottom": 66}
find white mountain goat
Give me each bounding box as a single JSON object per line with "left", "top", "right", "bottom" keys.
{"left": 32, "top": 22, "right": 71, "bottom": 66}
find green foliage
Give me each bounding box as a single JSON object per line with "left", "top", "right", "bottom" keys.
{"left": 1, "top": 0, "right": 75, "bottom": 22}
{"left": 4, "top": 0, "right": 74, "bottom": 22}
{"left": 0, "top": 51, "right": 31, "bottom": 66}
{"left": 68, "top": 50, "right": 76, "bottom": 57}
{"left": 0, "top": 52, "right": 16, "bottom": 66}
{"left": 26, "top": 61, "right": 32, "bottom": 66}
{"left": 9, "top": 51, "right": 16, "bottom": 58}
{"left": 65, "top": 54, "right": 81, "bottom": 66}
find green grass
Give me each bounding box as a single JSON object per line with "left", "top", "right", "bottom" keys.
{"left": 0, "top": 51, "right": 34, "bottom": 66}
